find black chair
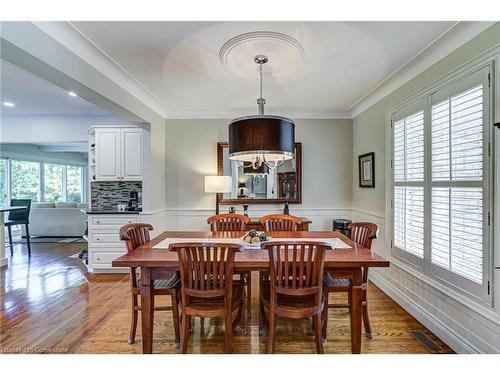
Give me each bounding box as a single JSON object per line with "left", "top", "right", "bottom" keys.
{"left": 5, "top": 199, "right": 32, "bottom": 257}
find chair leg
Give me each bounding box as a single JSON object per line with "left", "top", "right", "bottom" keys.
{"left": 171, "top": 291, "right": 181, "bottom": 348}
{"left": 246, "top": 272, "right": 252, "bottom": 318}
{"left": 180, "top": 313, "right": 190, "bottom": 354}
{"left": 128, "top": 295, "right": 138, "bottom": 344}
{"left": 224, "top": 312, "right": 234, "bottom": 353}
{"left": 8, "top": 225, "right": 13, "bottom": 256}
{"left": 267, "top": 311, "right": 276, "bottom": 354}
{"left": 313, "top": 314, "right": 325, "bottom": 354}
{"left": 362, "top": 302, "right": 372, "bottom": 338}
{"left": 25, "top": 224, "right": 31, "bottom": 257}
{"left": 322, "top": 298, "right": 328, "bottom": 340}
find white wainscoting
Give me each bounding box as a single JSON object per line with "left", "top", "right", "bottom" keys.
{"left": 352, "top": 209, "right": 500, "bottom": 354}
{"left": 165, "top": 208, "right": 352, "bottom": 231}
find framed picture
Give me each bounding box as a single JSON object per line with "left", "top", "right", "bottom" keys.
{"left": 358, "top": 152, "right": 375, "bottom": 188}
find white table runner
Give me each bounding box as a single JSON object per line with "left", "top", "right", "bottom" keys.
{"left": 153, "top": 237, "right": 351, "bottom": 250}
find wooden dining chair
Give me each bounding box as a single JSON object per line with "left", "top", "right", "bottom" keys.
{"left": 322, "top": 222, "right": 378, "bottom": 340}
{"left": 207, "top": 213, "right": 252, "bottom": 318}
{"left": 207, "top": 213, "right": 251, "bottom": 231}
{"left": 259, "top": 241, "right": 331, "bottom": 354}
{"left": 169, "top": 242, "right": 246, "bottom": 353}
{"left": 259, "top": 214, "right": 303, "bottom": 231}
{"left": 120, "top": 223, "right": 181, "bottom": 347}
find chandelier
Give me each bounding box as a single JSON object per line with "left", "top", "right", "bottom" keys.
{"left": 228, "top": 55, "right": 295, "bottom": 170}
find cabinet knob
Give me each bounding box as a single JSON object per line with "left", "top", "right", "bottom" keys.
{"left": 96, "top": 220, "right": 101, "bottom": 224}
{"left": 96, "top": 257, "right": 101, "bottom": 261}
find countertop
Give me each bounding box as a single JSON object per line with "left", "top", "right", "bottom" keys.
{"left": 83, "top": 209, "right": 142, "bottom": 215}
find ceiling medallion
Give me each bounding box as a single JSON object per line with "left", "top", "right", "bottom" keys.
{"left": 219, "top": 31, "right": 305, "bottom": 77}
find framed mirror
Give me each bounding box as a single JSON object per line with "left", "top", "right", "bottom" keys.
{"left": 217, "top": 142, "right": 302, "bottom": 205}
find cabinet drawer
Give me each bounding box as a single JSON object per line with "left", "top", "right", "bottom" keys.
{"left": 90, "top": 231, "right": 122, "bottom": 244}
{"left": 92, "top": 251, "right": 126, "bottom": 265}
{"left": 90, "top": 216, "right": 138, "bottom": 227}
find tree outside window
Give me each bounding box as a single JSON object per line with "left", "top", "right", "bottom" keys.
{"left": 0, "top": 159, "right": 7, "bottom": 206}
{"left": 44, "top": 163, "right": 63, "bottom": 202}
{"left": 11, "top": 160, "right": 40, "bottom": 202}
{"left": 66, "top": 166, "right": 82, "bottom": 203}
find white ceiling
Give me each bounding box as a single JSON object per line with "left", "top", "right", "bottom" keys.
{"left": 70, "top": 21, "right": 456, "bottom": 118}
{"left": 0, "top": 59, "right": 119, "bottom": 117}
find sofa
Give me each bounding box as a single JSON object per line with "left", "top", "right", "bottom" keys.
{"left": 21, "top": 202, "right": 88, "bottom": 237}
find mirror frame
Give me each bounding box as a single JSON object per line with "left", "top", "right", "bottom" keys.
{"left": 217, "top": 141, "right": 302, "bottom": 205}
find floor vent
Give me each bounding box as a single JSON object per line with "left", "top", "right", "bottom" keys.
{"left": 409, "top": 330, "right": 444, "bottom": 353}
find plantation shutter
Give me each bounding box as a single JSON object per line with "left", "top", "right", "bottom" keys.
{"left": 392, "top": 109, "right": 425, "bottom": 259}
{"left": 431, "top": 81, "right": 486, "bottom": 285}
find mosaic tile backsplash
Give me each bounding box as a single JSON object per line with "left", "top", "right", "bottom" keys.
{"left": 91, "top": 181, "right": 142, "bottom": 210}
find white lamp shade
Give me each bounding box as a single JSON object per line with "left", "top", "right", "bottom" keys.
{"left": 205, "top": 176, "right": 232, "bottom": 193}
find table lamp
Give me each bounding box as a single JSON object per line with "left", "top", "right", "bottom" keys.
{"left": 205, "top": 176, "right": 232, "bottom": 215}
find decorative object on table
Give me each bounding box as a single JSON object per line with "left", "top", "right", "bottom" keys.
{"left": 226, "top": 54, "right": 295, "bottom": 170}
{"left": 333, "top": 218, "right": 352, "bottom": 237}
{"left": 243, "top": 230, "right": 270, "bottom": 247}
{"left": 243, "top": 204, "right": 249, "bottom": 217}
{"left": 358, "top": 152, "right": 375, "bottom": 188}
{"left": 229, "top": 206, "right": 236, "bottom": 214}
{"left": 205, "top": 175, "right": 232, "bottom": 215}
{"left": 283, "top": 192, "right": 290, "bottom": 215}
{"left": 237, "top": 182, "right": 247, "bottom": 198}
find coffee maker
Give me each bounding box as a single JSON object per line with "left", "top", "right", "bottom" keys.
{"left": 128, "top": 191, "right": 139, "bottom": 211}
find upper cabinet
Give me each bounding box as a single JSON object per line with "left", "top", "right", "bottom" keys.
{"left": 90, "top": 127, "right": 143, "bottom": 182}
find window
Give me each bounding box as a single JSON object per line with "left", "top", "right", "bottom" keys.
{"left": 66, "top": 166, "right": 83, "bottom": 203}
{"left": 11, "top": 160, "right": 41, "bottom": 202}
{"left": 0, "top": 158, "right": 85, "bottom": 204}
{"left": 0, "top": 158, "right": 8, "bottom": 206}
{"left": 44, "top": 163, "right": 64, "bottom": 202}
{"left": 391, "top": 65, "right": 491, "bottom": 302}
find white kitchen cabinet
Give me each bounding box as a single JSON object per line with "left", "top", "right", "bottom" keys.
{"left": 95, "top": 128, "right": 121, "bottom": 181}
{"left": 92, "top": 127, "right": 143, "bottom": 181}
{"left": 121, "top": 129, "right": 143, "bottom": 181}
{"left": 87, "top": 213, "right": 139, "bottom": 273}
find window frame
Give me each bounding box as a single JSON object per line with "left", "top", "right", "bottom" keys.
{"left": 388, "top": 56, "right": 494, "bottom": 305}
{"left": 0, "top": 156, "right": 87, "bottom": 204}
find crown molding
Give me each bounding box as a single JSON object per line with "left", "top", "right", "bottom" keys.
{"left": 349, "top": 21, "right": 496, "bottom": 119}
{"left": 166, "top": 108, "right": 352, "bottom": 120}
{"left": 31, "top": 21, "right": 169, "bottom": 118}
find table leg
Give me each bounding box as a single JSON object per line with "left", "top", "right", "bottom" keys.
{"left": 139, "top": 266, "right": 154, "bottom": 354}
{"left": 350, "top": 267, "right": 364, "bottom": 354}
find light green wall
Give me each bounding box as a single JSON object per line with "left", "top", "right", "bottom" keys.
{"left": 352, "top": 22, "right": 500, "bottom": 215}
{"left": 166, "top": 118, "right": 353, "bottom": 210}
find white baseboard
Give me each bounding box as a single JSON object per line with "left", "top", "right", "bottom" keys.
{"left": 369, "top": 270, "right": 481, "bottom": 353}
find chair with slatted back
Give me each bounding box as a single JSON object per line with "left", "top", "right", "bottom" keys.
{"left": 207, "top": 213, "right": 251, "bottom": 231}
{"left": 259, "top": 241, "right": 331, "bottom": 354}
{"left": 322, "top": 222, "right": 378, "bottom": 340}
{"left": 207, "top": 213, "right": 252, "bottom": 319}
{"left": 259, "top": 214, "right": 303, "bottom": 232}
{"left": 120, "top": 223, "right": 181, "bottom": 347}
{"left": 169, "top": 242, "right": 246, "bottom": 353}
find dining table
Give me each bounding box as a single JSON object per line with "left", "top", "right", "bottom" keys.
{"left": 112, "top": 230, "right": 390, "bottom": 354}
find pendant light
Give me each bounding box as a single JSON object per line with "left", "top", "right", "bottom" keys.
{"left": 228, "top": 55, "right": 295, "bottom": 170}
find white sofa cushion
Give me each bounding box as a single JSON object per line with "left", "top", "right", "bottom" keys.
{"left": 32, "top": 202, "right": 56, "bottom": 208}
{"left": 54, "top": 202, "right": 78, "bottom": 208}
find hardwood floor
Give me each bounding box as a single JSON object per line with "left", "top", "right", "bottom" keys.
{"left": 0, "top": 241, "right": 454, "bottom": 354}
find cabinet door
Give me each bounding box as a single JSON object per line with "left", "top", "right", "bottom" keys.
{"left": 95, "top": 129, "right": 121, "bottom": 181}
{"left": 121, "top": 129, "right": 143, "bottom": 180}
